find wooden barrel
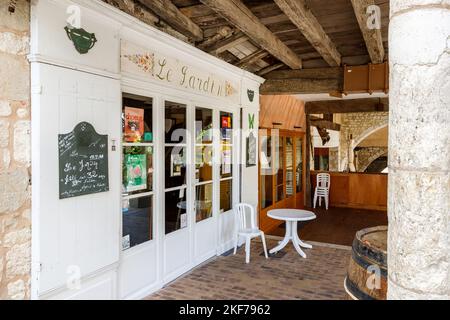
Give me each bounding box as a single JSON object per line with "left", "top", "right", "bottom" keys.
{"left": 344, "top": 226, "right": 388, "bottom": 300}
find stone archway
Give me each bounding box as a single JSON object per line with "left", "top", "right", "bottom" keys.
{"left": 358, "top": 149, "right": 388, "bottom": 172}
{"left": 339, "top": 115, "right": 388, "bottom": 171}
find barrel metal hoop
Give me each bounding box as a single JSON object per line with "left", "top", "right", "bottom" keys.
{"left": 352, "top": 237, "right": 387, "bottom": 266}
{"left": 345, "top": 276, "right": 377, "bottom": 301}
{"left": 351, "top": 250, "right": 388, "bottom": 278}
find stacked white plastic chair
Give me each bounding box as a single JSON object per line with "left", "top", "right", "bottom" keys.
{"left": 233, "top": 203, "right": 269, "bottom": 264}
{"left": 313, "top": 173, "right": 331, "bottom": 210}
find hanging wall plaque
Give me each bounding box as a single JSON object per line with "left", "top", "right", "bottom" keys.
{"left": 247, "top": 89, "right": 255, "bottom": 102}
{"left": 246, "top": 131, "right": 257, "bottom": 167}
{"left": 58, "top": 122, "right": 109, "bottom": 199}
{"left": 64, "top": 25, "right": 97, "bottom": 54}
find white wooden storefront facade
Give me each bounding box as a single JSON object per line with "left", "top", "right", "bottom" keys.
{"left": 30, "top": 0, "right": 263, "bottom": 300}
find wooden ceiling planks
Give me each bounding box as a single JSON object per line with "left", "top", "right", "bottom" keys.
{"left": 112, "top": 0, "right": 390, "bottom": 78}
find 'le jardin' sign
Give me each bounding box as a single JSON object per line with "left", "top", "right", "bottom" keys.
{"left": 121, "top": 41, "right": 240, "bottom": 102}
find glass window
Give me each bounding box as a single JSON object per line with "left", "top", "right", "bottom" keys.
{"left": 165, "top": 188, "right": 187, "bottom": 234}
{"left": 195, "top": 108, "right": 213, "bottom": 184}
{"left": 275, "top": 136, "right": 285, "bottom": 202}
{"left": 220, "top": 179, "right": 232, "bottom": 213}
{"left": 260, "top": 135, "right": 273, "bottom": 209}
{"left": 122, "top": 196, "right": 152, "bottom": 249}
{"left": 195, "top": 183, "right": 213, "bottom": 222}
{"left": 286, "top": 137, "right": 294, "bottom": 197}
{"left": 165, "top": 101, "right": 187, "bottom": 234}
{"left": 219, "top": 111, "right": 233, "bottom": 213}
{"left": 165, "top": 102, "right": 186, "bottom": 144}
{"left": 122, "top": 94, "right": 154, "bottom": 251}
{"left": 295, "top": 137, "right": 303, "bottom": 193}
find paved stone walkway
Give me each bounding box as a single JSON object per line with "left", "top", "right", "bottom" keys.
{"left": 146, "top": 239, "right": 351, "bottom": 300}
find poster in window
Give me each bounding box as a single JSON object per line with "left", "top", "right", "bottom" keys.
{"left": 124, "top": 154, "right": 147, "bottom": 192}
{"left": 124, "top": 107, "right": 144, "bottom": 142}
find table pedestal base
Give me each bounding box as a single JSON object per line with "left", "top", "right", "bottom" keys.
{"left": 269, "top": 221, "right": 312, "bottom": 258}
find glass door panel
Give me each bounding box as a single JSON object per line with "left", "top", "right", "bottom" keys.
{"left": 295, "top": 137, "right": 303, "bottom": 193}
{"left": 121, "top": 94, "right": 154, "bottom": 251}
{"left": 275, "top": 136, "right": 285, "bottom": 202}
{"left": 286, "top": 137, "right": 294, "bottom": 197}
{"left": 219, "top": 111, "right": 233, "bottom": 213}
{"left": 164, "top": 101, "right": 187, "bottom": 234}
{"left": 260, "top": 135, "right": 273, "bottom": 209}
{"left": 195, "top": 107, "right": 214, "bottom": 222}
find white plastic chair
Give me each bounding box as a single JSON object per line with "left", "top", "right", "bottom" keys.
{"left": 233, "top": 203, "right": 269, "bottom": 264}
{"left": 313, "top": 173, "right": 331, "bottom": 210}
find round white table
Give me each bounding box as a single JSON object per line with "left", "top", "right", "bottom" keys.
{"left": 267, "top": 209, "right": 317, "bottom": 258}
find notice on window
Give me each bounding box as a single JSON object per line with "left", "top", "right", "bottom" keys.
{"left": 124, "top": 154, "right": 147, "bottom": 192}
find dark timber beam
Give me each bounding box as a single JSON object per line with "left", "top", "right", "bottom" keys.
{"left": 257, "top": 63, "right": 284, "bottom": 76}
{"left": 260, "top": 67, "right": 343, "bottom": 94}
{"left": 305, "top": 98, "right": 389, "bottom": 114}
{"left": 137, "top": 0, "right": 204, "bottom": 41}
{"left": 273, "top": 0, "right": 341, "bottom": 66}
{"left": 200, "top": 0, "right": 303, "bottom": 69}
{"left": 310, "top": 119, "right": 341, "bottom": 131}
{"left": 351, "top": 0, "right": 385, "bottom": 64}
{"left": 236, "top": 50, "right": 269, "bottom": 68}
{"left": 207, "top": 32, "right": 249, "bottom": 55}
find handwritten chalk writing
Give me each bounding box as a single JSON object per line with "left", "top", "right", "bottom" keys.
{"left": 59, "top": 122, "right": 109, "bottom": 199}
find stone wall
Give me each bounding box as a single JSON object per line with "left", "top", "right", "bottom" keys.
{"left": 0, "top": 0, "right": 31, "bottom": 300}
{"left": 339, "top": 112, "right": 388, "bottom": 171}
{"left": 356, "top": 147, "right": 388, "bottom": 172}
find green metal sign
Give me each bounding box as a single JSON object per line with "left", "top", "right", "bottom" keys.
{"left": 64, "top": 25, "right": 97, "bottom": 54}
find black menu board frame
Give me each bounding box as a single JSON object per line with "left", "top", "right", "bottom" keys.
{"left": 58, "top": 122, "right": 109, "bottom": 199}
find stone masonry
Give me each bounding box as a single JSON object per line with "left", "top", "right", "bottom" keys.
{"left": 0, "top": 0, "right": 31, "bottom": 300}
{"left": 339, "top": 112, "right": 388, "bottom": 171}
{"left": 356, "top": 147, "right": 388, "bottom": 172}
{"left": 388, "top": 0, "right": 450, "bottom": 300}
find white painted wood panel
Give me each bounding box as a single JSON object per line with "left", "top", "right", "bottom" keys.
{"left": 32, "top": 63, "right": 121, "bottom": 296}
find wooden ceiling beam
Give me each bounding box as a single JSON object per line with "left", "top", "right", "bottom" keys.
{"left": 257, "top": 63, "right": 285, "bottom": 76}
{"left": 310, "top": 117, "right": 341, "bottom": 131}
{"left": 305, "top": 98, "right": 389, "bottom": 114}
{"left": 206, "top": 31, "right": 249, "bottom": 55}
{"left": 200, "top": 0, "right": 303, "bottom": 69}
{"left": 236, "top": 49, "right": 269, "bottom": 68}
{"left": 260, "top": 67, "right": 343, "bottom": 95}
{"left": 273, "top": 0, "right": 342, "bottom": 66}
{"left": 351, "top": 0, "right": 385, "bottom": 64}
{"left": 137, "top": 0, "right": 204, "bottom": 41}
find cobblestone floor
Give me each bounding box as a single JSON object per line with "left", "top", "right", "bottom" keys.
{"left": 146, "top": 239, "right": 351, "bottom": 300}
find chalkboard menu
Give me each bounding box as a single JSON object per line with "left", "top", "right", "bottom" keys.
{"left": 59, "top": 122, "right": 109, "bottom": 199}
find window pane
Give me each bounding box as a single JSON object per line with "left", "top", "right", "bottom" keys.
{"left": 196, "top": 108, "right": 213, "bottom": 143}
{"left": 260, "top": 135, "right": 273, "bottom": 209}
{"left": 296, "top": 138, "right": 303, "bottom": 193}
{"left": 275, "top": 136, "right": 285, "bottom": 202}
{"left": 196, "top": 145, "right": 213, "bottom": 183}
{"left": 220, "top": 145, "right": 232, "bottom": 178}
{"left": 122, "top": 146, "right": 153, "bottom": 196}
{"left": 220, "top": 179, "right": 232, "bottom": 213}
{"left": 196, "top": 184, "right": 213, "bottom": 222}
{"left": 123, "top": 96, "right": 153, "bottom": 143}
{"left": 220, "top": 112, "right": 233, "bottom": 145}
{"left": 286, "top": 137, "right": 294, "bottom": 197}
{"left": 165, "top": 101, "right": 186, "bottom": 143}
{"left": 122, "top": 196, "right": 152, "bottom": 250}
{"left": 165, "top": 146, "right": 186, "bottom": 189}
{"left": 165, "top": 189, "right": 187, "bottom": 234}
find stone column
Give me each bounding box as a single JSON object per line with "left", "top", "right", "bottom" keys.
{"left": 388, "top": 0, "right": 450, "bottom": 299}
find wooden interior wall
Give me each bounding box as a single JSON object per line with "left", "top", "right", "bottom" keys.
{"left": 259, "top": 95, "right": 306, "bottom": 131}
